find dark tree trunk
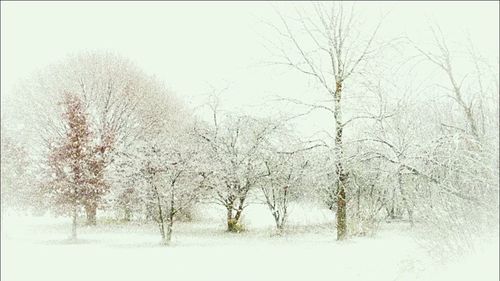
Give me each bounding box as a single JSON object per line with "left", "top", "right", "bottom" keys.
{"left": 334, "top": 81, "right": 347, "bottom": 240}
{"left": 336, "top": 172, "right": 347, "bottom": 240}
{"left": 165, "top": 188, "right": 175, "bottom": 245}
{"left": 273, "top": 214, "right": 280, "bottom": 229}
{"left": 85, "top": 204, "right": 97, "bottom": 225}
{"left": 152, "top": 184, "right": 166, "bottom": 245}
{"left": 234, "top": 197, "right": 245, "bottom": 222}
{"left": 226, "top": 199, "right": 245, "bottom": 233}
{"left": 225, "top": 191, "right": 248, "bottom": 232}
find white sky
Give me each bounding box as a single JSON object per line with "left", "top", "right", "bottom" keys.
{"left": 1, "top": 1, "right": 498, "bottom": 137}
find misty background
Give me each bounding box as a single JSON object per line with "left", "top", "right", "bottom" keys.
{"left": 2, "top": 1, "right": 498, "bottom": 137}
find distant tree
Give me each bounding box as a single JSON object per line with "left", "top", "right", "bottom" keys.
{"left": 0, "top": 124, "right": 32, "bottom": 216}
{"left": 408, "top": 27, "right": 500, "bottom": 253}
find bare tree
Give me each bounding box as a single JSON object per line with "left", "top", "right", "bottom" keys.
{"left": 132, "top": 138, "right": 207, "bottom": 245}
{"left": 412, "top": 25, "right": 499, "bottom": 141}
{"left": 195, "top": 96, "right": 283, "bottom": 232}
{"left": 412, "top": 24, "right": 499, "bottom": 232}
{"left": 268, "top": 2, "right": 386, "bottom": 239}
{"left": 260, "top": 143, "right": 310, "bottom": 233}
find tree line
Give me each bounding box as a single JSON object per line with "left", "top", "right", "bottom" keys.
{"left": 1, "top": 3, "right": 498, "bottom": 249}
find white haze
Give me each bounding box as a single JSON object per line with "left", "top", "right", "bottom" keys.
{"left": 1, "top": 1, "right": 498, "bottom": 137}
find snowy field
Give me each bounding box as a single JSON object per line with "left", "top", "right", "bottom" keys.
{"left": 1, "top": 204, "right": 498, "bottom": 281}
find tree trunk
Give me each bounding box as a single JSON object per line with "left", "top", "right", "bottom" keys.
{"left": 226, "top": 200, "right": 244, "bottom": 233}
{"left": 336, "top": 175, "right": 347, "bottom": 240}
{"left": 71, "top": 205, "right": 78, "bottom": 240}
{"left": 159, "top": 221, "right": 166, "bottom": 245}
{"left": 389, "top": 182, "right": 398, "bottom": 219}
{"left": 275, "top": 210, "right": 287, "bottom": 235}
{"left": 226, "top": 204, "right": 238, "bottom": 232}
{"left": 334, "top": 81, "right": 347, "bottom": 240}
{"left": 397, "top": 169, "right": 414, "bottom": 226}
{"left": 273, "top": 210, "right": 281, "bottom": 230}
{"left": 123, "top": 207, "right": 131, "bottom": 222}
{"left": 234, "top": 199, "right": 244, "bottom": 222}
{"left": 158, "top": 210, "right": 166, "bottom": 245}
{"left": 234, "top": 210, "right": 243, "bottom": 222}
{"left": 152, "top": 184, "right": 166, "bottom": 245}
{"left": 165, "top": 218, "right": 173, "bottom": 245}
{"left": 356, "top": 183, "right": 361, "bottom": 219}
{"left": 225, "top": 193, "right": 247, "bottom": 232}
{"left": 226, "top": 205, "right": 233, "bottom": 230}
{"left": 165, "top": 191, "right": 175, "bottom": 245}
{"left": 85, "top": 204, "right": 97, "bottom": 225}
{"left": 276, "top": 221, "right": 284, "bottom": 235}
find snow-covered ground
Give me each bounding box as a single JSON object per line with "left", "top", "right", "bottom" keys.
{"left": 1, "top": 203, "right": 498, "bottom": 281}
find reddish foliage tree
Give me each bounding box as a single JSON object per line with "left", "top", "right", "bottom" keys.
{"left": 46, "top": 92, "right": 113, "bottom": 237}
{"left": 47, "top": 92, "right": 91, "bottom": 237}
